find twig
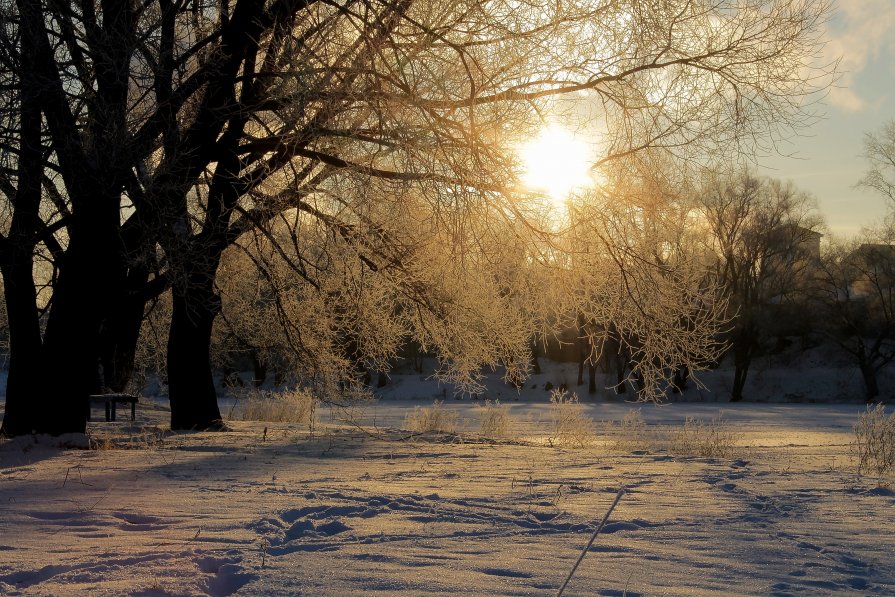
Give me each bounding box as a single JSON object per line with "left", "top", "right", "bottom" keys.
{"left": 555, "top": 488, "right": 625, "bottom": 597}
{"left": 62, "top": 465, "right": 92, "bottom": 488}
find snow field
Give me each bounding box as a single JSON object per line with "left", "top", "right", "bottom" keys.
{"left": 1, "top": 399, "right": 894, "bottom": 596}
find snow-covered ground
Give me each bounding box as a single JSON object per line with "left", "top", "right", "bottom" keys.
{"left": 1, "top": 383, "right": 893, "bottom": 596}
{"left": 1, "top": 347, "right": 893, "bottom": 596}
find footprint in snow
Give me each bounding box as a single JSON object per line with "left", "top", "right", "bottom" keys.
{"left": 196, "top": 553, "right": 258, "bottom": 597}
{"left": 477, "top": 567, "right": 534, "bottom": 579}
{"left": 282, "top": 518, "right": 352, "bottom": 542}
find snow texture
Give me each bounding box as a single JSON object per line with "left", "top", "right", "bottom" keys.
{"left": 1, "top": 360, "right": 894, "bottom": 595}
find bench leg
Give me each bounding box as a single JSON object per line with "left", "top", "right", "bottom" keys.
{"left": 131, "top": 401, "right": 136, "bottom": 421}
{"left": 105, "top": 401, "right": 111, "bottom": 422}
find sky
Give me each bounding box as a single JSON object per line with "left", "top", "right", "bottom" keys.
{"left": 758, "top": 0, "right": 895, "bottom": 239}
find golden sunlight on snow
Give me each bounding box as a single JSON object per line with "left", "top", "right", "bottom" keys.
{"left": 519, "top": 125, "right": 595, "bottom": 205}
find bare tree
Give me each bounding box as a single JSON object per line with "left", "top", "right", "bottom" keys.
{"left": 0, "top": 0, "right": 835, "bottom": 434}
{"left": 860, "top": 120, "right": 895, "bottom": 208}
{"left": 566, "top": 153, "right": 727, "bottom": 401}
{"left": 697, "top": 169, "right": 823, "bottom": 401}
{"left": 811, "top": 121, "right": 895, "bottom": 401}
{"left": 813, "top": 234, "right": 895, "bottom": 402}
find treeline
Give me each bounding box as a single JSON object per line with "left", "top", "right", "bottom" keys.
{"left": 0, "top": 0, "right": 835, "bottom": 435}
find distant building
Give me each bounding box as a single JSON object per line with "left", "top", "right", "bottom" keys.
{"left": 851, "top": 243, "right": 895, "bottom": 264}
{"left": 765, "top": 224, "right": 822, "bottom": 269}
{"left": 794, "top": 226, "right": 822, "bottom": 260}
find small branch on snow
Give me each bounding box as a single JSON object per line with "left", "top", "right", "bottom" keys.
{"left": 555, "top": 488, "right": 625, "bottom": 597}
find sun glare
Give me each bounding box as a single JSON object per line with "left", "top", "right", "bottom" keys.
{"left": 519, "top": 125, "right": 595, "bottom": 203}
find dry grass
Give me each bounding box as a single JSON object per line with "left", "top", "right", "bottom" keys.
{"left": 87, "top": 426, "right": 168, "bottom": 451}
{"left": 476, "top": 400, "right": 513, "bottom": 439}
{"left": 601, "top": 410, "right": 740, "bottom": 458}
{"left": 853, "top": 403, "right": 895, "bottom": 478}
{"left": 547, "top": 390, "right": 595, "bottom": 448}
{"left": 605, "top": 408, "right": 654, "bottom": 452}
{"left": 87, "top": 436, "right": 116, "bottom": 451}
{"left": 404, "top": 400, "right": 458, "bottom": 434}
{"left": 230, "top": 389, "right": 318, "bottom": 431}
{"left": 667, "top": 413, "right": 740, "bottom": 458}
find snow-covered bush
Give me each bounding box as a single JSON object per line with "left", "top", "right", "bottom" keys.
{"left": 404, "top": 401, "right": 458, "bottom": 434}
{"left": 854, "top": 404, "right": 895, "bottom": 477}
{"left": 547, "top": 390, "right": 595, "bottom": 448}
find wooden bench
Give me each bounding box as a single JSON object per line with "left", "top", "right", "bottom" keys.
{"left": 87, "top": 393, "right": 139, "bottom": 422}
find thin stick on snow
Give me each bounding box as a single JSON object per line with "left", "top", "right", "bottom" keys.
{"left": 555, "top": 488, "right": 625, "bottom": 597}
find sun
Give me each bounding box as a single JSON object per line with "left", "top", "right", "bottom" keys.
{"left": 519, "top": 125, "right": 595, "bottom": 202}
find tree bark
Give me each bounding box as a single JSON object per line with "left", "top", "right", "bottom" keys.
{"left": 167, "top": 274, "right": 224, "bottom": 430}
{"left": 576, "top": 315, "right": 587, "bottom": 386}
{"left": 0, "top": 250, "right": 43, "bottom": 436}
{"left": 0, "top": 2, "right": 43, "bottom": 436}
{"left": 859, "top": 362, "right": 880, "bottom": 403}
{"left": 672, "top": 365, "right": 689, "bottom": 394}
{"left": 577, "top": 336, "right": 587, "bottom": 387}
{"left": 613, "top": 357, "right": 627, "bottom": 393}
{"left": 730, "top": 363, "right": 747, "bottom": 402}
{"left": 588, "top": 361, "right": 597, "bottom": 395}
{"left": 98, "top": 266, "right": 153, "bottom": 392}
{"left": 730, "top": 324, "right": 756, "bottom": 402}
{"left": 39, "top": 210, "right": 123, "bottom": 435}
{"left": 250, "top": 351, "right": 268, "bottom": 387}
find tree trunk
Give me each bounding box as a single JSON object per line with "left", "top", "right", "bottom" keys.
{"left": 859, "top": 362, "right": 880, "bottom": 403}
{"left": 99, "top": 266, "right": 152, "bottom": 393}
{"left": 0, "top": 0, "right": 48, "bottom": 436}
{"left": 530, "top": 338, "right": 542, "bottom": 375}
{"left": 577, "top": 340, "right": 586, "bottom": 387}
{"left": 167, "top": 276, "right": 224, "bottom": 430}
{"left": 730, "top": 325, "right": 756, "bottom": 402}
{"left": 614, "top": 359, "right": 627, "bottom": 394}
{"left": 35, "top": 166, "right": 126, "bottom": 435}
{"left": 672, "top": 365, "right": 689, "bottom": 394}
{"left": 576, "top": 316, "right": 587, "bottom": 386}
{"left": 605, "top": 325, "right": 628, "bottom": 395}
{"left": 613, "top": 344, "right": 629, "bottom": 394}
{"left": 39, "top": 216, "right": 122, "bottom": 435}
{"left": 730, "top": 361, "right": 749, "bottom": 402}
{"left": 588, "top": 361, "right": 596, "bottom": 395}
{"left": 0, "top": 253, "right": 43, "bottom": 436}
{"left": 251, "top": 351, "right": 268, "bottom": 387}
{"left": 14, "top": 0, "right": 130, "bottom": 435}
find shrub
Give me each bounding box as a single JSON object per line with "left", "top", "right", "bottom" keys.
{"left": 547, "top": 390, "right": 595, "bottom": 448}
{"left": 605, "top": 408, "right": 653, "bottom": 452}
{"left": 232, "top": 388, "right": 317, "bottom": 430}
{"left": 668, "top": 413, "right": 739, "bottom": 458}
{"left": 476, "top": 400, "right": 513, "bottom": 439}
{"left": 404, "top": 400, "right": 458, "bottom": 434}
{"left": 853, "top": 404, "right": 895, "bottom": 477}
